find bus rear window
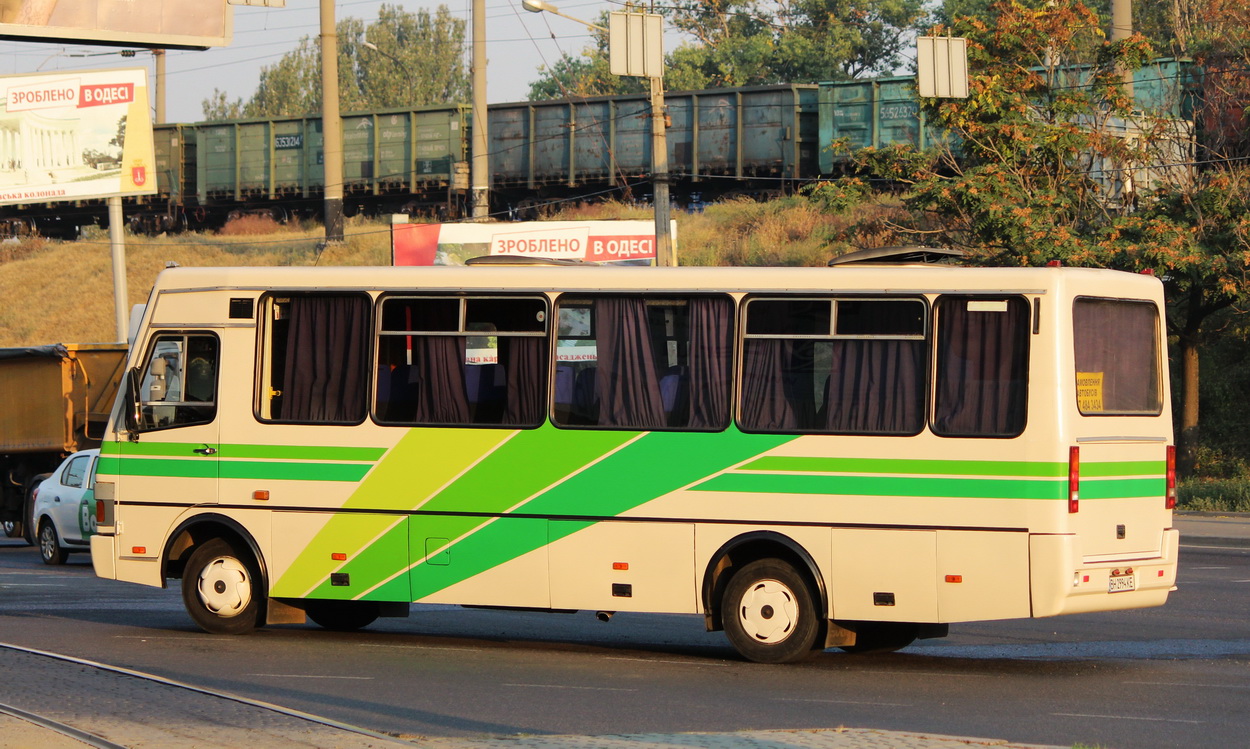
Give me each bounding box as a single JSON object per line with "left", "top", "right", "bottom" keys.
{"left": 1073, "top": 298, "right": 1162, "bottom": 415}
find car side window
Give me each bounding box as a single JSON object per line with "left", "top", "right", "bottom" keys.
{"left": 62, "top": 455, "right": 89, "bottom": 489}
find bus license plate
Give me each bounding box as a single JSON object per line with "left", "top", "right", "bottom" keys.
{"left": 1108, "top": 573, "right": 1135, "bottom": 593}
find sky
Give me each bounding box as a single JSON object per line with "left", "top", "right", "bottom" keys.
{"left": 0, "top": 0, "right": 634, "bottom": 123}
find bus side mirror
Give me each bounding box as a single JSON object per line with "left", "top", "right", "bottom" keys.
{"left": 125, "top": 367, "right": 141, "bottom": 441}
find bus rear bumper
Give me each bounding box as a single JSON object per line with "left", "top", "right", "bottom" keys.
{"left": 90, "top": 534, "right": 116, "bottom": 580}
{"left": 1030, "top": 528, "right": 1179, "bottom": 618}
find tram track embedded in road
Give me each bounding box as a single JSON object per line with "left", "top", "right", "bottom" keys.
{"left": 0, "top": 639, "right": 409, "bottom": 746}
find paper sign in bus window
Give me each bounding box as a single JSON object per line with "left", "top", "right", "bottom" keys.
{"left": 1077, "top": 371, "right": 1104, "bottom": 412}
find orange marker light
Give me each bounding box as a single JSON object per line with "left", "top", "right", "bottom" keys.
{"left": 944, "top": 575, "right": 963, "bottom": 583}
{"left": 131, "top": 546, "right": 146, "bottom": 554}
{"left": 612, "top": 562, "right": 629, "bottom": 571}
{"left": 253, "top": 490, "right": 270, "bottom": 501}
{"left": 331, "top": 553, "right": 347, "bottom": 561}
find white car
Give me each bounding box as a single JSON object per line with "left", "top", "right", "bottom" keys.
{"left": 32, "top": 449, "right": 100, "bottom": 565}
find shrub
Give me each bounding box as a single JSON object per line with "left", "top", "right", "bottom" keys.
{"left": 1177, "top": 478, "right": 1250, "bottom": 512}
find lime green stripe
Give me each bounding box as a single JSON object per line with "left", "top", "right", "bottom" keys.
{"left": 742, "top": 456, "right": 1067, "bottom": 477}
{"left": 97, "top": 456, "right": 370, "bottom": 482}
{"left": 1082, "top": 461, "right": 1165, "bottom": 478}
{"left": 102, "top": 442, "right": 383, "bottom": 462}
{"left": 693, "top": 472, "right": 1067, "bottom": 500}
{"left": 408, "top": 429, "right": 793, "bottom": 601}
{"left": 740, "top": 457, "right": 1164, "bottom": 479}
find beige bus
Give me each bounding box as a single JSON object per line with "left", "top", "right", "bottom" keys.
{"left": 91, "top": 258, "right": 1177, "bottom": 662}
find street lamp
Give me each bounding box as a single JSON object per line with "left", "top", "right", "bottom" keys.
{"left": 521, "top": 1, "right": 674, "bottom": 266}
{"left": 522, "top": 0, "right": 606, "bottom": 30}
{"left": 361, "top": 40, "right": 405, "bottom": 68}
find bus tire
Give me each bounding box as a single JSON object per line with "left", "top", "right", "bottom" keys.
{"left": 722, "top": 558, "right": 823, "bottom": 663}
{"left": 38, "top": 520, "right": 68, "bottom": 565}
{"left": 837, "top": 623, "right": 918, "bottom": 654}
{"left": 306, "top": 600, "right": 380, "bottom": 632}
{"left": 181, "top": 538, "right": 262, "bottom": 635}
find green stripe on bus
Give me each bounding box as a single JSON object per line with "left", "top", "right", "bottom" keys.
{"left": 101, "top": 442, "right": 384, "bottom": 462}
{"left": 740, "top": 456, "right": 1165, "bottom": 479}
{"left": 740, "top": 456, "right": 1067, "bottom": 477}
{"left": 1081, "top": 461, "right": 1166, "bottom": 478}
{"left": 693, "top": 472, "right": 1068, "bottom": 500}
{"left": 408, "top": 429, "right": 793, "bottom": 602}
{"left": 96, "top": 456, "right": 371, "bottom": 482}
{"left": 1080, "top": 477, "right": 1166, "bottom": 499}
{"left": 277, "top": 425, "right": 637, "bottom": 597}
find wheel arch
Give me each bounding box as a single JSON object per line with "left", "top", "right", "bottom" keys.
{"left": 163, "top": 512, "right": 268, "bottom": 593}
{"left": 700, "top": 530, "right": 828, "bottom": 632}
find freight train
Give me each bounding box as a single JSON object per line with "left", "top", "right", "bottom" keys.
{"left": 0, "top": 60, "right": 1196, "bottom": 238}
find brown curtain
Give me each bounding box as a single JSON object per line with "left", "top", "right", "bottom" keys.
{"left": 501, "top": 336, "right": 546, "bottom": 425}
{"left": 412, "top": 336, "right": 470, "bottom": 424}
{"left": 280, "top": 295, "right": 369, "bottom": 423}
{"left": 933, "top": 297, "right": 1029, "bottom": 437}
{"left": 686, "top": 297, "right": 731, "bottom": 430}
{"left": 594, "top": 297, "right": 666, "bottom": 428}
{"left": 825, "top": 339, "right": 925, "bottom": 434}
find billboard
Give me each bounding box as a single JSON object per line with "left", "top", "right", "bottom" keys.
{"left": 0, "top": 67, "right": 157, "bottom": 205}
{"left": 0, "top": 0, "right": 231, "bottom": 49}
{"left": 392, "top": 221, "right": 676, "bottom": 266}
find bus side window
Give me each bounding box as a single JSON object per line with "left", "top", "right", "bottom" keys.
{"left": 138, "top": 334, "right": 219, "bottom": 431}
{"left": 552, "top": 295, "right": 731, "bottom": 431}
{"left": 932, "top": 296, "right": 1029, "bottom": 437}
{"left": 259, "top": 294, "right": 370, "bottom": 424}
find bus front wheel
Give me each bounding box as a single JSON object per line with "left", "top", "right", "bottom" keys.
{"left": 722, "top": 558, "right": 823, "bottom": 664}
{"left": 181, "top": 538, "right": 262, "bottom": 635}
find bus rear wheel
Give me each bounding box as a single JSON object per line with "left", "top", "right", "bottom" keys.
{"left": 722, "top": 558, "right": 824, "bottom": 664}
{"left": 305, "top": 600, "right": 380, "bottom": 632}
{"left": 181, "top": 538, "right": 262, "bottom": 635}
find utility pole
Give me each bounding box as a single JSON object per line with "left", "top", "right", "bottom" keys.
{"left": 1111, "top": 0, "right": 1134, "bottom": 98}
{"left": 471, "top": 0, "right": 489, "bottom": 220}
{"left": 320, "top": 0, "right": 345, "bottom": 241}
{"left": 649, "top": 75, "right": 673, "bottom": 266}
{"left": 152, "top": 50, "right": 165, "bottom": 124}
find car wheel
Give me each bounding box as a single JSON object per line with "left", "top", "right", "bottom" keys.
{"left": 38, "top": 520, "right": 68, "bottom": 565}
{"left": 721, "top": 558, "right": 825, "bottom": 664}
{"left": 2, "top": 519, "right": 21, "bottom": 538}
{"left": 305, "top": 600, "right": 380, "bottom": 632}
{"left": 181, "top": 538, "right": 262, "bottom": 635}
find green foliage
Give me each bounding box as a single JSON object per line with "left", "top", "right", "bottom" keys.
{"left": 1178, "top": 478, "right": 1250, "bottom": 512}
{"left": 202, "top": 3, "right": 469, "bottom": 120}
{"left": 801, "top": 178, "right": 870, "bottom": 213}
{"left": 526, "top": 0, "right": 926, "bottom": 100}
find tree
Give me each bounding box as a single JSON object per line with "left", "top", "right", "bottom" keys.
{"left": 202, "top": 3, "right": 469, "bottom": 120}
{"left": 845, "top": 0, "right": 1250, "bottom": 474}
{"left": 526, "top": 0, "right": 925, "bottom": 100}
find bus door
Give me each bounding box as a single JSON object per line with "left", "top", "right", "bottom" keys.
{"left": 120, "top": 332, "right": 222, "bottom": 513}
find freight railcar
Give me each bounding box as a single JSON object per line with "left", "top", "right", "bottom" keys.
{"left": 0, "top": 60, "right": 1205, "bottom": 236}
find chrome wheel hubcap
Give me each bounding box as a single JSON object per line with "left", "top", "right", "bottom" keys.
{"left": 736, "top": 578, "right": 798, "bottom": 644}
{"left": 196, "top": 556, "right": 251, "bottom": 617}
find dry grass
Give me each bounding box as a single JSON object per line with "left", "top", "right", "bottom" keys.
{"left": 0, "top": 217, "right": 393, "bottom": 346}
{"left": 0, "top": 194, "right": 904, "bottom": 346}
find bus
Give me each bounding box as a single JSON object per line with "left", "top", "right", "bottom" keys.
{"left": 90, "top": 256, "right": 1178, "bottom": 663}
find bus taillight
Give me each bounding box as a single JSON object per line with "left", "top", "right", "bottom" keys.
{"left": 1068, "top": 446, "right": 1080, "bottom": 513}
{"left": 1166, "top": 445, "right": 1177, "bottom": 509}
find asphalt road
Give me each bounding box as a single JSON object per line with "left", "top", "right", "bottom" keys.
{"left": 0, "top": 538, "right": 1246, "bottom": 749}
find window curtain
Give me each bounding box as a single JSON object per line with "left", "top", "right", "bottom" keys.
{"left": 412, "top": 336, "right": 470, "bottom": 424}
{"left": 280, "top": 296, "right": 369, "bottom": 422}
{"left": 594, "top": 297, "right": 666, "bottom": 428}
{"left": 824, "top": 339, "right": 924, "bottom": 434}
{"left": 933, "top": 298, "right": 1028, "bottom": 436}
{"left": 740, "top": 338, "right": 800, "bottom": 431}
{"left": 686, "top": 297, "right": 731, "bottom": 430}
{"left": 501, "top": 336, "right": 546, "bottom": 425}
